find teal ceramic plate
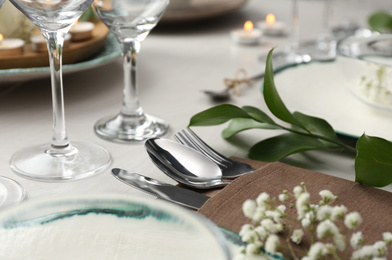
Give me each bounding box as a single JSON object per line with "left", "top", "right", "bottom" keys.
{"left": 0, "top": 34, "right": 120, "bottom": 83}
{"left": 0, "top": 194, "right": 232, "bottom": 259}
{"left": 270, "top": 60, "right": 392, "bottom": 140}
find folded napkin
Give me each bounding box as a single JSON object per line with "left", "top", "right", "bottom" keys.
{"left": 199, "top": 158, "right": 392, "bottom": 256}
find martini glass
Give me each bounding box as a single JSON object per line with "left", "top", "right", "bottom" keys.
{"left": 0, "top": 0, "right": 25, "bottom": 207}
{"left": 93, "top": 0, "right": 169, "bottom": 142}
{"left": 9, "top": 0, "right": 111, "bottom": 181}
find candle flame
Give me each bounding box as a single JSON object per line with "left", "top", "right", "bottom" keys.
{"left": 0, "top": 34, "right": 3, "bottom": 42}
{"left": 244, "top": 21, "right": 253, "bottom": 32}
{"left": 266, "top": 13, "right": 276, "bottom": 25}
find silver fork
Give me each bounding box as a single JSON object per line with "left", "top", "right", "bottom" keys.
{"left": 174, "top": 128, "right": 255, "bottom": 179}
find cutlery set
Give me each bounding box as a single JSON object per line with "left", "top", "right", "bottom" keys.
{"left": 113, "top": 128, "right": 255, "bottom": 209}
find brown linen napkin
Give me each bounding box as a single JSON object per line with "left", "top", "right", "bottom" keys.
{"left": 198, "top": 158, "right": 392, "bottom": 255}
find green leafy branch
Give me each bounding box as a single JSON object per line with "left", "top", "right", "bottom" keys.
{"left": 188, "top": 49, "right": 392, "bottom": 187}
{"left": 368, "top": 11, "right": 392, "bottom": 33}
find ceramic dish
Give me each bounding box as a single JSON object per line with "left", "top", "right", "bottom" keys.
{"left": 0, "top": 33, "right": 120, "bottom": 83}
{"left": 271, "top": 59, "right": 392, "bottom": 140}
{"left": 0, "top": 194, "right": 233, "bottom": 259}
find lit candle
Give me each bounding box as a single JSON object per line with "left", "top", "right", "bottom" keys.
{"left": 69, "top": 21, "right": 95, "bottom": 41}
{"left": 0, "top": 34, "right": 24, "bottom": 56}
{"left": 30, "top": 33, "right": 71, "bottom": 52}
{"left": 258, "top": 13, "right": 287, "bottom": 36}
{"left": 230, "top": 21, "right": 262, "bottom": 45}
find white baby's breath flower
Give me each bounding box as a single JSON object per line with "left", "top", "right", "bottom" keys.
{"left": 296, "top": 192, "right": 310, "bottom": 219}
{"left": 291, "top": 229, "right": 304, "bottom": 244}
{"left": 256, "top": 192, "right": 270, "bottom": 206}
{"left": 373, "top": 241, "right": 387, "bottom": 257}
{"left": 317, "top": 219, "right": 339, "bottom": 239}
{"left": 319, "top": 190, "right": 337, "bottom": 203}
{"left": 293, "top": 185, "right": 304, "bottom": 198}
{"left": 245, "top": 241, "right": 263, "bottom": 256}
{"left": 350, "top": 231, "right": 364, "bottom": 249}
{"left": 265, "top": 234, "right": 279, "bottom": 254}
{"left": 261, "top": 219, "right": 280, "bottom": 234}
{"left": 252, "top": 206, "right": 267, "bottom": 223}
{"left": 243, "top": 199, "right": 257, "bottom": 219}
{"left": 255, "top": 226, "right": 268, "bottom": 241}
{"left": 316, "top": 205, "right": 333, "bottom": 221}
{"left": 239, "top": 224, "right": 254, "bottom": 236}
{"left": 333, "top": 233, "right": 346, "bottom": 252}
{"left": 277, "top": 205, "right": 286, "bottom": 214}
{"left": 301, "top": 217, "right": 311, "bottom": 228}
{"left": 308, "top": 242, "right": 327, "bottom": 259}
{"left": 331, "top": 205, "right": 347, "bottom": 221}
{"left": 265, "top": 210, "right": 282, "bottom": 223}
{"left": 352, "top": 245, "right": 378, "bottom": 260}
{"left": 344, "top": 212, "right": 363, "bottom": 229}
{"left": 383, "top": 232, "right": 392, "bottom": 245}
{"left": 241, "top": 229, "right": 258, "bottom": 243}
{"left": 278, "top": 193, "right": 289, "bottom": 202}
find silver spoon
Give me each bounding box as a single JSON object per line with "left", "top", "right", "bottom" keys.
{"left": 204, "top": 71, "right": 265, "bottom": 102}
{"left": 145, "top": 138, "right": 231, "bottom": 189}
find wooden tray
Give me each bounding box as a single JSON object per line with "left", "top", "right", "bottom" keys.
{"left": 0, "top": 21, "right": 109, "bottom": 70}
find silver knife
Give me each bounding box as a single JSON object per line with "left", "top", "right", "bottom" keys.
{"left": 111, "top": 168, "right": 210, "bottom": 210}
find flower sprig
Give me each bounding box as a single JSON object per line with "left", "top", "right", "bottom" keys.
{"left": 235, "top": 183, "right": 392, "bottom": 260}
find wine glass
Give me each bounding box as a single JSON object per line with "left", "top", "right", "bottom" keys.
{"left": 261, "top": 0, "right": 311, "bottom": 67}
{"left": 9, "top": 0, "right": 111, "bottom": 181}
{"left": 301, "top": 0, "right": 336, "bottom": 61}
{"left": 93, "top": 0, "right": 169, "bottom": 142}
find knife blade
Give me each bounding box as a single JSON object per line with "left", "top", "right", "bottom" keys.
{"left": 111, "top": 168, "right": 210, "bottom": 210}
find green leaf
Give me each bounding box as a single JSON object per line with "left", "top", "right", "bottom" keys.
{"left": 242, "top": 106, "right": 276, "bottom": 124}
{"left": 292, "top": 111, "right": 345, "bottom": 145}
{"left": 188, "top": 104, "right": 251, "bottom": 126}
{"left": 263, "top": 49, "right": 304, "bottom": 128}
{"left": 368, "top": 11, "right": 392, "bottom": 32}
{"left": 222, "top": 118, "right": 280, "bottom": 138}
{"left": 248, "top": 133, "right": 332, "bottom": 162}
{"left": 355, "top": 134, "right": 392, "bottom": 187}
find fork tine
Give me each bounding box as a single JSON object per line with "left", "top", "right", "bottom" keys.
{"left": 179, "top": 129, "right": 231, "bottom": 165}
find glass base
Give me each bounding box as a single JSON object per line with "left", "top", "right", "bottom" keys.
{"left": 261, "top": 49, "right": 311, "bottom": 68}
{"left": 301, "top": 39, "right": 337, "bottom": 61}
{"left": 10, "top": 141, "right": 111, "bottom": 182}
{"left": 0, "top": 176, "right": 25, "bottom": 208}
{"left": 94, "top": 113, "right": 169, "bottom": 143}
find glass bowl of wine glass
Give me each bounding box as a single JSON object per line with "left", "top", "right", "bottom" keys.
{"left": 337, "top": 33, "right": 392, "bottom": 110}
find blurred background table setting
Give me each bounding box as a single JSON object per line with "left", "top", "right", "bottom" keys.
{"left": 1, "top": 0, "right": 392, "bottom": 259}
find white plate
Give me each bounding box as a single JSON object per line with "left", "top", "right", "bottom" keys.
{"left": 0, "top": 34, "right": 120, "bottom": 84}
{"left": 273, "top": 59, "right": 392, "bottom": 140}
{"left": 0, "top": 194, "right": 234, "bottom": 259}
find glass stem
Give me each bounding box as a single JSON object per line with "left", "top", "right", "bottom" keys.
{"left": 290, "top": 0, "right": 300, "bottom": 52}
{"left": 120, "top": 39, "right": 144, "bottom": 118}
{"left": 319, "top": 0, "right": 332, "bottom": 42}
{"left": 44, "top": 30, "right": 71, "bottom": 153}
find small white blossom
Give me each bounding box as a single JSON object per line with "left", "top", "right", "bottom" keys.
{"left": 308, "top": 242, "right": 327, "bottom": 259}
{"left": 278, "top": 193, "right": 289, "bottom": 202}
{"left": 265, "top": 210, "right": 282, "bottom": 223}
{"left": 243, "top": 199, "right": 257, "bottom": 219}
{"left": 293, "top": 185, "right": 304, "bottom": 198}
{"left": 302, "top": 217, "right": 311, "bottom": 228}
{"left": 245, "top": 241, "right": 263, "bottom": 256}
{"left": 241, "top": 230, "right": 258, "bottom": 243}
{"left": 350, "top": 231, "right": 364, "bottom": 249}
{"left": 382, "top": 232, "right": 392, "bottom": 244}
{"left": 261, "top": 219, "right": 280, "bottom": 234}
{"left": 344, "top": 212, "right": 362, "bottom": 229}
{"left": 333, "top": 233, "right": 346, "bottom": 252}
{"left": 239, "top": 224, "right": 254, "bottom": 236}
{"left": 296, "top": 192, "right": 310, "bottom": 219}
{"left": 352, "top": 245, "right": 378, "bottom": 260}
{"left": 252, "top": 206, "right": 267, "bottom": 223}
{"left": 316, "top": 205, "right": 333, "bottom": 221}
{"left": 256, "top": 192, "right": 270, "bottom": 206}
{"left": 255, "top": 226, "right": 268, "bottom": 240}
{"left": 319, "top": 190, "right": 337, "bottom": 203}
{"left": 373, "top": 241, "right": 387, "bottom": 257}
{"left": 265, "top": 234, "right": 279, "bottom": 254}
{"left": 331, "top": 205, "right": 347, "bottom": 221}
{"left": 317, "top": 220, "right": 339, "bottom": 239}
{"left": 291, "top": 229, "right": 304, "bottom": 244}
{"left": 277, "top": 205, "right": 286, "bottom": 214}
